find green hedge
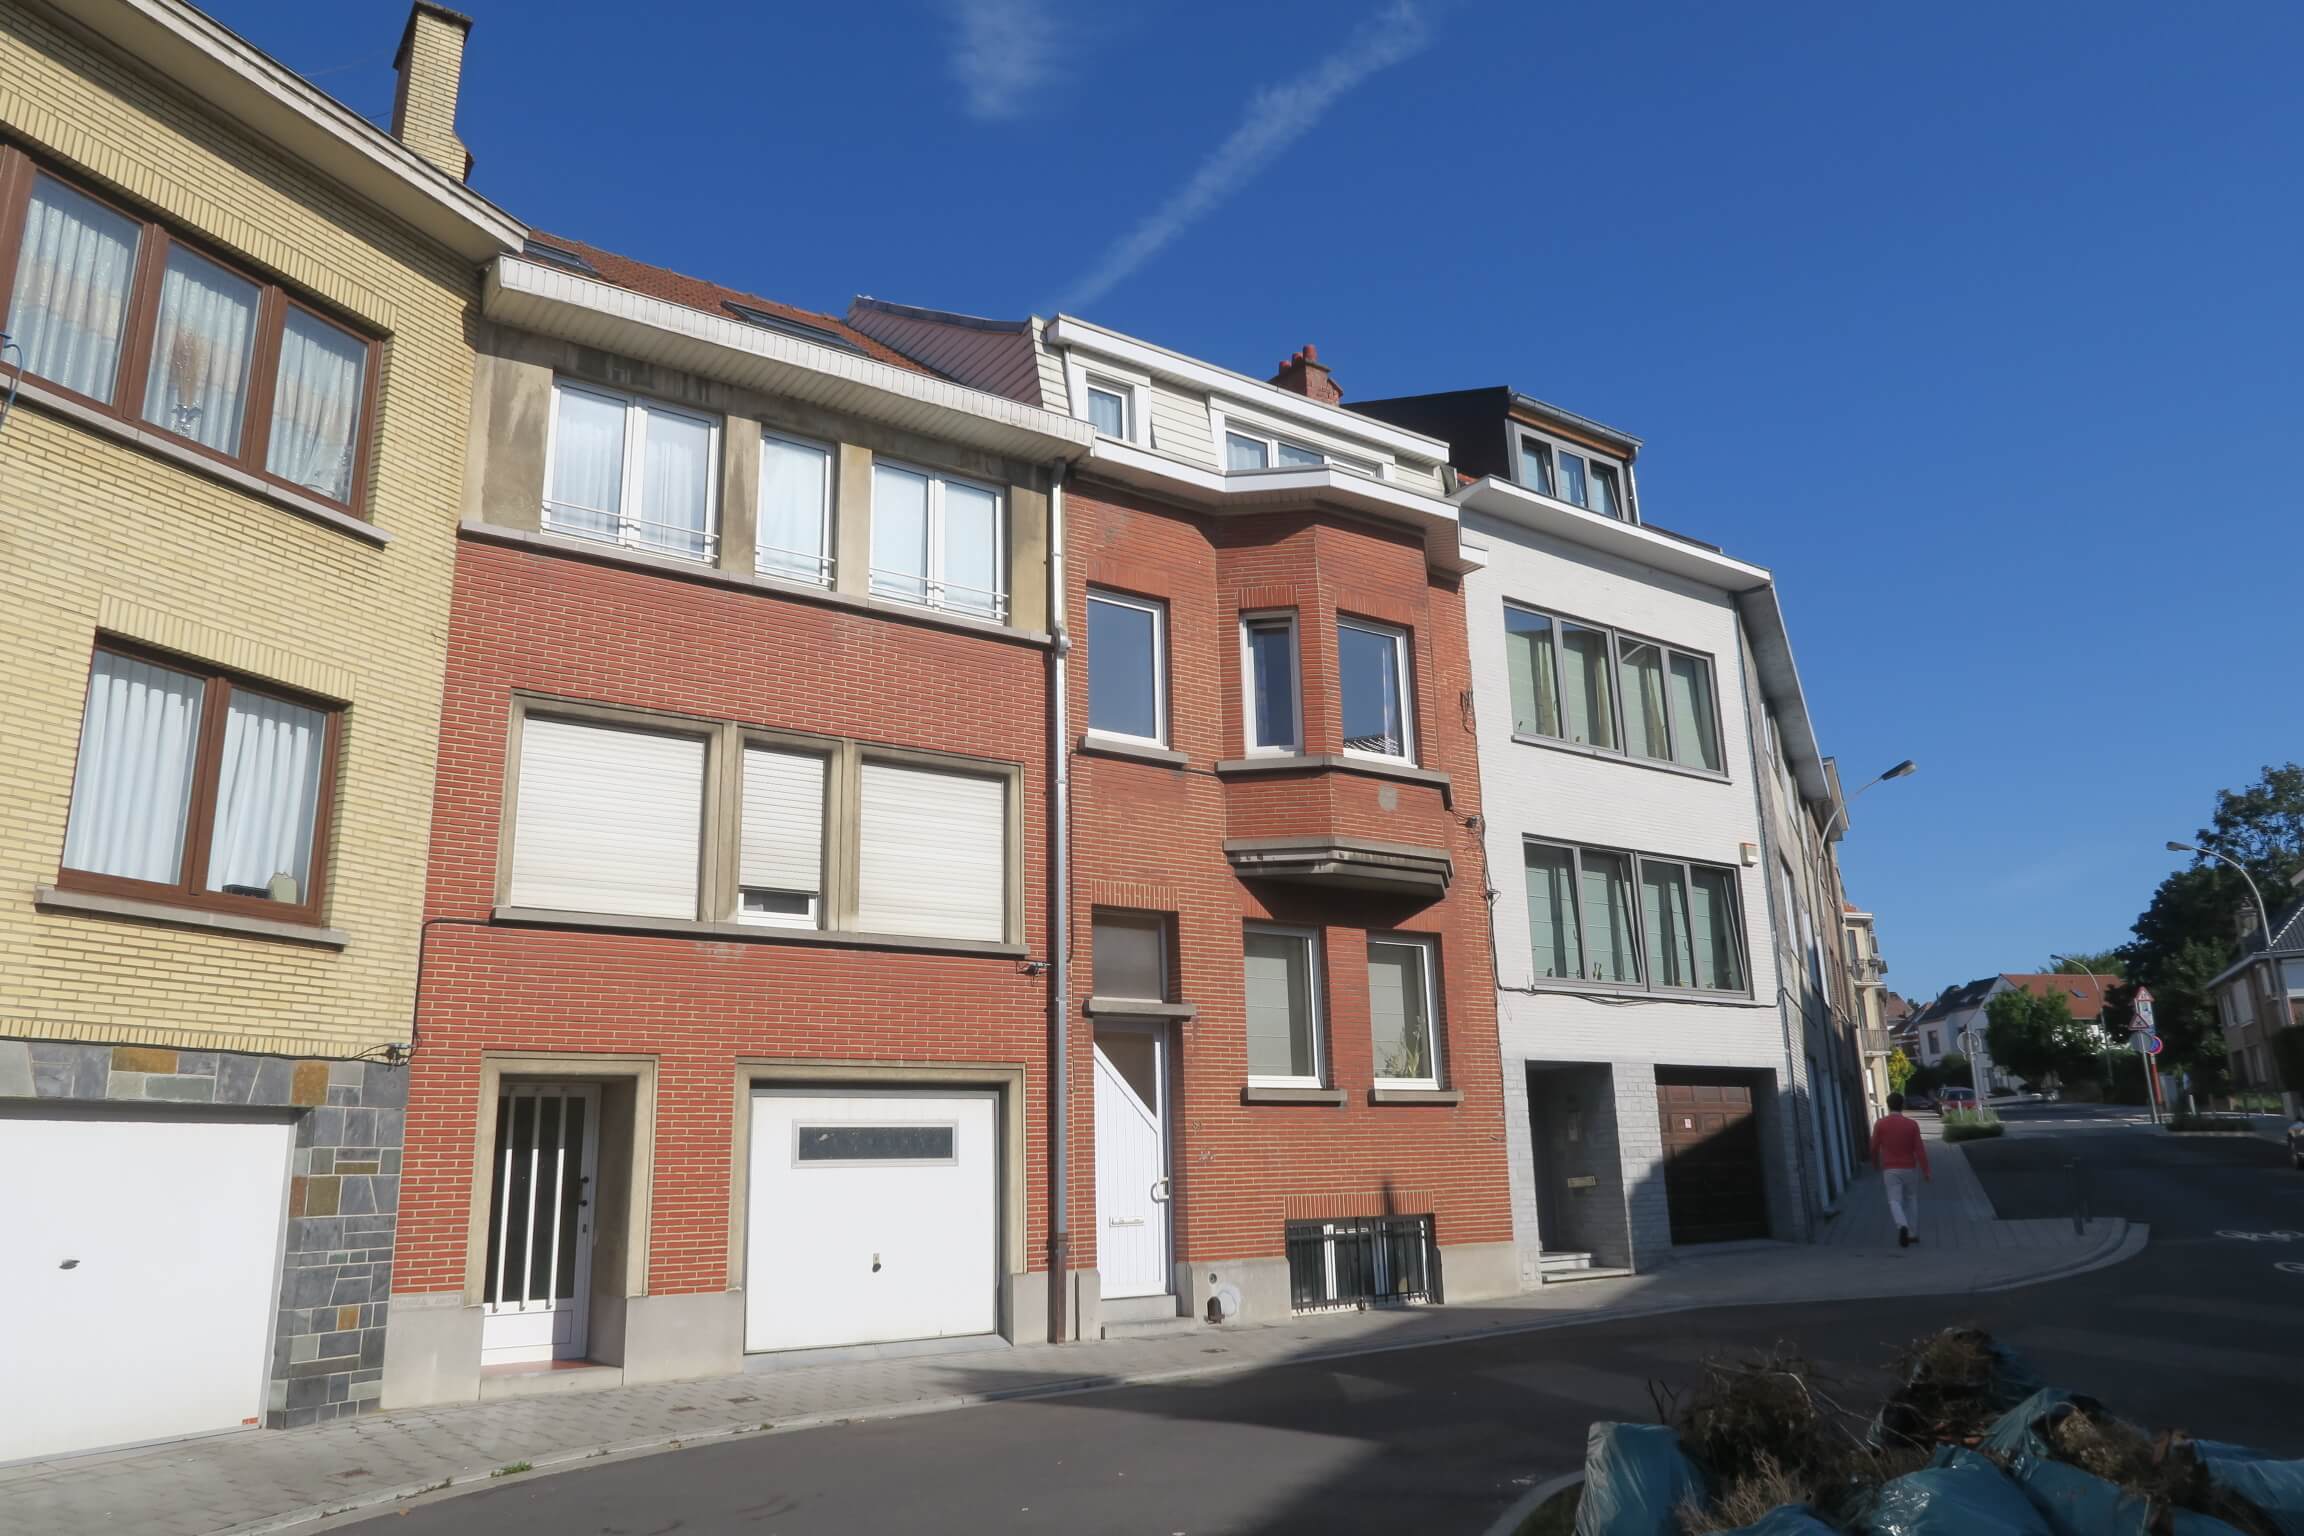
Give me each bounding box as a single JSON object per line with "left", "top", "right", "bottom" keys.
{"left": 1944, "top": 1119, "right": 2006, "bottom": 1141}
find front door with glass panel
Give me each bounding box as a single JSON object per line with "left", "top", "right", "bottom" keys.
{"left": 1093, "top": 1029, "right": 1172, "bottom": 1299}
{"left": 482, "top": 1083, "right": 599, "bottom": 1365}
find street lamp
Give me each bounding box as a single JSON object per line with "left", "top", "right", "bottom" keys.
{"left": 1821, "top": 759, "right": 1916, "bottom": 842}
{"left": 2050, "top": 952, "right": 2117, "bottom": 1092}
{"left": 2165, "top": 841, "right": 2274, "bottom": 951}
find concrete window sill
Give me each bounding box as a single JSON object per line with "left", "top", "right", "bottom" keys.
{"left": 17, "top": 379, "right": 390, "bottom": 546}
{"left": 36, "top": 885, "right": 350, "bottom": 948}
{"left": 1241, "top": 1085, "right": 1348, "bottom": 1106}
{"left": 1368, "top": 1087, "right": 1465, "bottom": 1106}
{"left": 1083, "top": 997, "right": 1197, "bottom": 1019}
{"left": 1508, "top": 730, "right": 1731, "bottom": 785}
{"left": 1078, "top": 732, "right": 1187, "bottom": 768}
{"left": 492, "top": 905, "right": 1027, "bottom": 958}
{"left": 1213, "top": 753, "right": 1453, "bottom": 796}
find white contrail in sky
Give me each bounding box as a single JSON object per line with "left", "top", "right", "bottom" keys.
{"left": 1054, "top": 1, "right": 1432, "bottom": 312}
{"left": 949, "top": 0, "right": 1061, "bottom": 121}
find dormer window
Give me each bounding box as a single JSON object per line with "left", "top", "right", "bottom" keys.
{"left": 1084, "top": 376, "right": 1133, "bottom": 439}
{"left": 1517, "top": 431, "right": 1626, "bottom": 520}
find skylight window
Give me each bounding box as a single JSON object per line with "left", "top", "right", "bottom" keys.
{"left": 522, "top": 238, "right": 597, "bottom": 274}
{"left": 722, "top": 301, "right": 863, "bottom": 354}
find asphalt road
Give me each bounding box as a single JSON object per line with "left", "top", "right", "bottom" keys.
{"left": 352, "top": 1110, "right": 2304, "bottom": 1536}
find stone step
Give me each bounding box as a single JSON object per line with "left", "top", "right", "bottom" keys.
{"left": 1536, "top": 1250, "right": 1595, "bottom": 1270}
{"left": 1102, "top": 1315, "right": 1203, "bottom": 1340}
{"left": 1538, "top": 1265, "right": 1635, "bottom": 1286}
{"left": 1101, "top": 1293, "right": 1186, "bottom": 1325}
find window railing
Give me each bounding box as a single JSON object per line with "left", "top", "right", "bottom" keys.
{"left": 756, "top": 544, "right": 834, "bottom": 586}
{"left": 542, "top": 499, "right": 718, "bottom": 563}
{"left": 868, "top": 568, "right": 1010, "bottom": 623}
{"left": 1286, "top": 1215, "right": 1440, "bottom": 1312}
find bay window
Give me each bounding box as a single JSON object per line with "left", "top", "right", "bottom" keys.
{"left": 869, "top": 461, "right": 1006, "bottom": 621}
{"left": 1338, "top": 617, "right": 1413, "bottom": 762}
{"left": 544, "top": 381, "right": 719, "bottom": 562}
{"left": 0, "top": 154, "right": 378, "bottom": 510}
{"left": 60, "top": 643, "right": 340, "bottom": 923}
{"left": 1245, "top": 925, "right": 1323, "bottom": 1085}
{"left": 1525, "top": 837, "right": 1750, "bottom": 994}
{"left": 1368, "top": 936, "right": 1440, "bottom": 1087}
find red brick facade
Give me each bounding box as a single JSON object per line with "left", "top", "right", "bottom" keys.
{"left": 394, "top": 537, "right": 1056, "bottom": 1300}
{"left": 1065, "top": 480, "right": 1512, "bottom": 1276}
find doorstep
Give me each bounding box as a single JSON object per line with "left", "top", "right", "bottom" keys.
{"left": 477, "top": 1361, "right": 624, "bottom": 1401}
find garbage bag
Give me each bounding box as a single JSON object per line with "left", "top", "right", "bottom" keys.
{"left": 2165, "top": 1512, "right": 2251, "bottom": 1536}
{"left": 1719, "top": 1508, "right": 1838, "bottom": 1535}
{"left": 1978, "top": 1389, "right": 2101, "bottom": 1473}
{"left": 2007, "top": 1458, "right": 2152, "bottom": 1536}
{"left": 1862, "top": 1447, "right": 2052, "bottom": 1535}
{"left": 1871, "top": 1330, "right": 2048, "bottom": 1448}
{"left": 2188, "top": 1442, "right": 2304, "bottom": 1536}
{"left": 1573, "top": 1421, "right": 1706, "bottom": 1536}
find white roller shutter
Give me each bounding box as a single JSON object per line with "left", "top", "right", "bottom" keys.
{"left": 510, "top": 717, "right": 704, "bottom": 918}
{"left": 856, "top": 761, "right": 1006, "bottom": 941}
{"left": 741, "top": 747, "right": 826, "bottom": 908}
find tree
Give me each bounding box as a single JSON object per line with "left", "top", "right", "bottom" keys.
{"left": 1887, "top": 1048, "right": 1915, "bottom": 1095}
{"left": 2120, "top": 763, "right": 2304, "bottom": 1073}
{"left": 2045, "top": 951, "right": 2124, "bottom": 979}
{"left": 1987, "top": 989, "right": 2064, "bottom": 1085}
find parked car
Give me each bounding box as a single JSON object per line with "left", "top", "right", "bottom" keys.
{"left": 1937, "top": 1087, "right": 1979, "bottom": 1115}
{"left": 1902, "top": 1090, "right": 1938, "bottom": 1112}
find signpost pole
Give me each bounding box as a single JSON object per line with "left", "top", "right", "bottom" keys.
{"left": 2135, "top": 987, "right": 2162, "bottom": 1126}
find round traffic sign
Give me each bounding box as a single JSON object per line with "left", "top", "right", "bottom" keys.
{"left": 2145, "top": 1033, "right": 2164, "bottom": 1055}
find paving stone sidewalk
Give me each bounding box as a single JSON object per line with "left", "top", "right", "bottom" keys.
{"left": 0, "top": 1147, "right": 2138, "bottom": 1536}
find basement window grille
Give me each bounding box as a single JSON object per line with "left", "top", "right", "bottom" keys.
{"left": 1285, "top": 1214, "right": 1441, "bottom": 1312}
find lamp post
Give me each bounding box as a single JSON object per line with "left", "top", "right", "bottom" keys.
{"left": 2166, "top": 840, "right": 2275, "bottom": 1116}
{"left": 2050, "top": 952, "right": 2115, "bottom": 1095}
{"left": 1820, "top": 759, "right": 1917, "bottom": 843}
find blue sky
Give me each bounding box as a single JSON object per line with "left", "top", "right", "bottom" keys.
{"left": 216, "top": 0, "right": 2300, "bottom": 999}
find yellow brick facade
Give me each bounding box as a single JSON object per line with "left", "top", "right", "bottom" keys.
{"left": 0, "top": 2, "right": 489, "bottom": 1059}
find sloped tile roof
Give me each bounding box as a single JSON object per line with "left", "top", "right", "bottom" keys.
{"left": 2000, "top": 972, "right": 2113, "bottom": 1020}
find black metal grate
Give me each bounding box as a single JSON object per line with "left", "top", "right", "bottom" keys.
{"left": 1285, "top": 1214, "right": 1441, "bottom": 1312}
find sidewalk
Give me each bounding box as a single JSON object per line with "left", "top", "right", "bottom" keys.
{"left": 1, "top": 1153, "right": 2139, "bottom": 1536}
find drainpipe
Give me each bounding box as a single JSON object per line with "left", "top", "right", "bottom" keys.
{"left": 1046, "top": 461, "right": 1072, "bottom": 1343}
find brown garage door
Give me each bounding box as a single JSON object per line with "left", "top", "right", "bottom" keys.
{"left": 1656, "top": 1076, "right": 1768, "bottom": 1244}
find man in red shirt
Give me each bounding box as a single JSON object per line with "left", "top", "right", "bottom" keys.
{"left": 1869, "top": 1093, "right": 1932, "bottom": 1247}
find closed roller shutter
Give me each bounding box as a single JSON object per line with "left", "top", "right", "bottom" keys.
{"left": 510, "top": 717, "right": 704, "bottom": 919}
{"left": 856, "top": 761, "right": 1005, "bottom": 941}
{"left": 740, "top": 747, "right": 826, "bottom": 924}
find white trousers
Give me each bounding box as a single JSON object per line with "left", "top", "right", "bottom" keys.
{"left": 1884, "top": 1167, "right": 1921, "bottom": 1235}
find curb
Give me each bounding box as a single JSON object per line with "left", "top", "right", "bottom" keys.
{"left": 209, "top": 1230, "right": 2145, "bottom": 1535}
{"left": 1480, "top": 1470, "right": 1583, "bottom": 1536}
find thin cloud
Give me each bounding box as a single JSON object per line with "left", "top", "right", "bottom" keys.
{"left": 1054, "top": 0, "right": 1432, "bottom": 312}
{"left": 948, "top": 0, "right": 1061, "bottom": 122}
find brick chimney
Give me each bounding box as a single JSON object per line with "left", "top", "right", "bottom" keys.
{"left": 1269, "top": 344, "right": 1341, "bottom": 404}
{"left": 391, "top": 3, "right": 474, "bottom": 181}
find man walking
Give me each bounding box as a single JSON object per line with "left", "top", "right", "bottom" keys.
{"left": 1870, "top": 1092, "right": 1932, "bottom": 1247}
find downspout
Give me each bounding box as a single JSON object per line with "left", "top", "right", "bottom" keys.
{"left": 1046, "top": 461, "right": 1072, "bottom": 1343}
{"left": 1734, "top": 600, "right": 1821, "bottom": 1238}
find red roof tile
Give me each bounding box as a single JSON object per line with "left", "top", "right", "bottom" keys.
{"left": 2001, "top": 972, "right": 2113, "bottom": 1019}
{"left": 523, "top": 232, "right": 934, "bottom": 376}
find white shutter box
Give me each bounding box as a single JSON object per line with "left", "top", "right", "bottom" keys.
{"left": 741, "top": 747, "right": 826, "bottom": 896}
{"left": 856, "top": 761, "right": 1006, "bottom": 941}
{"left": 510, "top": 717, "right": 704, "bottom": 919}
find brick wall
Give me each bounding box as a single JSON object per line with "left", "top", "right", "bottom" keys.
{"left": 395, "top": 537, "right": 1055, "bottom": 1296}
{"left": 1065, "top": 481, "right": 1513, "bottom": 1272}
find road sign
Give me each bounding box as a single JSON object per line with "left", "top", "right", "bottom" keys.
{"left": 2133, "top": 989, "right": 2156, "bottom": 1034}
{"left": 2145, "top": 1033, "right": 2164, "bottom": 1056}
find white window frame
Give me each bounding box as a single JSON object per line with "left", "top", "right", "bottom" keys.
{"left": 542, "top": 380, "right": 721, "bottom": 563}
{"left": 1085, "top": 588, "right": 1169, "bottom": 747}
{"left": 1244, "top": 923, "right": 1325, "bottom": 1088}
{"left": 1239, "top": 610, "right": 1303, "bottom": 757}
{"left": 1213, "top": 407, "right": 1383, "bottom": 479}
{"left": 1515, "top": 427, "right": 1630, "bottom": 521}
{"left": 1502, "top": 600, "right": 1726, "bottom": 777}
{"left": 1336, "top": 616, "right": 1415, "bottom": 765}
{"left": 1083, "top": 375, "right": 1140, "bottom": 443}
{"left": 754, "top": 429, "right": 835, "bottom": 587}
{"left": 1064, "top": 355, "right": 1150, "bottom": 446}
{"left": 868, "top": 459, "right": 1009, "bottom": 623}
{"left": 733, "top": 737, "right": 830, "bottom": 931}
{"left": 1368, "top": 934, "right": 1441, "bottom": 1089}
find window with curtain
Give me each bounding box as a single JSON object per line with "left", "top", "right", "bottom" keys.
{"left": 1338, "top": 618, "right": 1413, "bottom": 761}
{"left": 1511, "top": 603, "right": 1722, "bottom": 772}
{"left": 1225, "top": 424, "right": 1372, "bottom": 476}
{"left": 266, "top": 308, "right": 368, "bottom": 502}
{"left": 1084, "top": 378, "right": 1130, "bottom": 438}
{"left": 543, "top": 382, "right": 718, "bottom": 561}
{"left": 1244, "top": 926, "right": 1321, "bottom": 1083}
{"left": 60, "top": 645, "right": 339, "bottom": 919}
{"left": 1525, "top": 840, "right": 1744, "bottom": 994}
{"left": 1242, "top": 614, "right": 1299, "bottom": 752}
{"left": 757, "top": 433, "right": 834, "bottom": 585}
{"left": 738, "top": 746, "right": 826, "bottom": 927}
{"left": 0, "top": 155, "right": 379, "bottom": 508}
{"left": 868, "top": 462, "right": 1007, "bottom": 621}
{"left": 1368, "top": 937, "right": 1439, "bottom": 1086}
{"left": 1087, "top": 590, "right": 1166, "bottom": 743}
{"left": 7, "top": 173, "right": 140, "bottom": 403}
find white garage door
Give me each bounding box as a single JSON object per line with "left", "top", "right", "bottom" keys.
{"left": 0, "top": 1113, "right": 292, "bottom": 1461}
{"left": 746, "top": 1090, "right": 997, "bottom": 1353}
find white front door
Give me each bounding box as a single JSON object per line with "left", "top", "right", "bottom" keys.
{"left": 481, "top": 1084, "right": 599, "bottom": 1365}
{"left": 747, "top": 1089, "right": 998, "bottom": 1353}
{"left": 0, "top": 1112, "right": 292, "bottom": 1461}
{"left": 1094, "top": 1030, "right": 1171, "bottom": 1299}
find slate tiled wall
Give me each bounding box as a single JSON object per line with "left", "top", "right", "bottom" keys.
{"left": 0, "top": 1040, "right": 406, "bottom": 1428}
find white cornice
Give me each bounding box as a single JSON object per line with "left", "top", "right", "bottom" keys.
{"left": 485, "top": 259, "right": 1097, "bottom": 461}
{"left": 40, "top": 0, "right": 524, "bottom": 262}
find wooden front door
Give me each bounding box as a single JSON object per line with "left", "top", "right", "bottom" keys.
{"left": 1656, "top": 1077, "right": 1768, "bottom": 1244}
